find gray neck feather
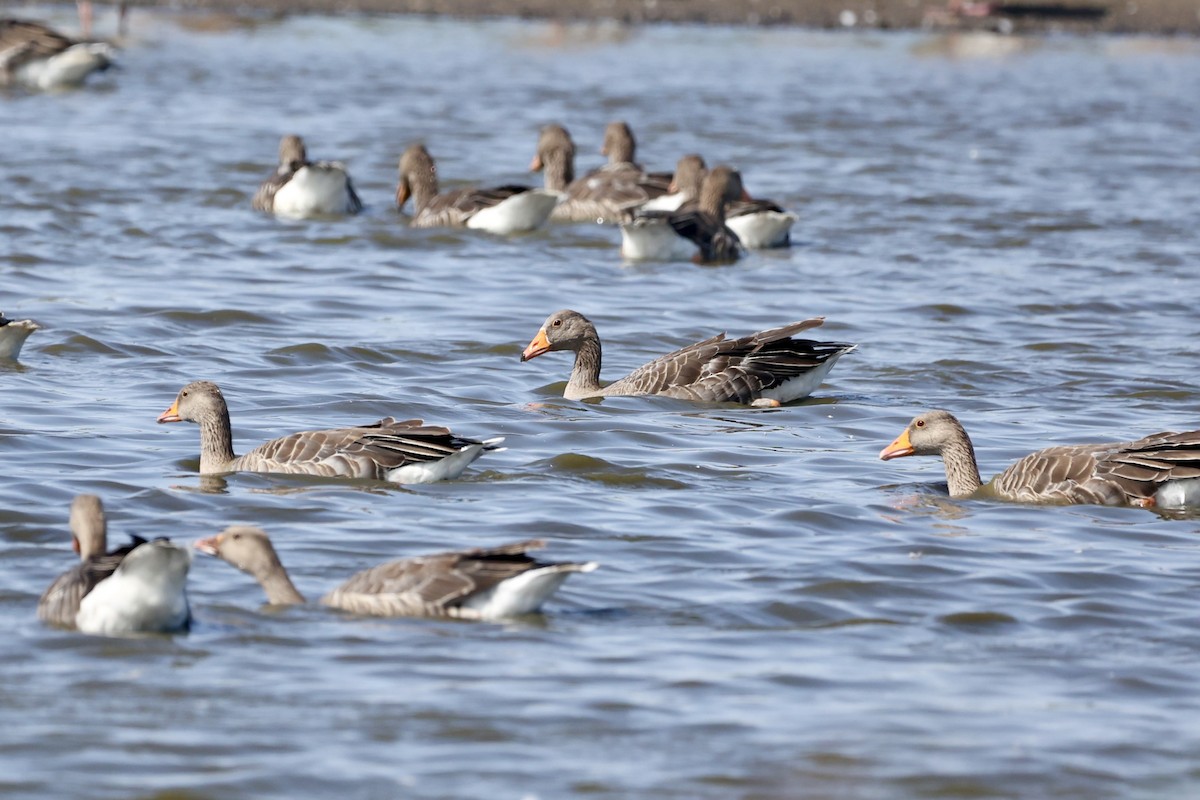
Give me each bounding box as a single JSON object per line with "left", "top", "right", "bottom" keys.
{"left": 942, "top": 430, "right": 984, "bottom": 498}
{"left": 257, "top": 566, "right": 306, "bottom": 606}
{"left": 567, "top": 336, "right": 604, "bottom": 398}
{"left": 543, "top": 150, "right": 573, "bottom": 192}
{"left": 199, "top": 412, "right": 237, "bottom": 474}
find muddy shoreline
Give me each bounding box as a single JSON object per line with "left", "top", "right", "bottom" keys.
{"left": 5, "top": 0, "right": 1200, "bottom": 35}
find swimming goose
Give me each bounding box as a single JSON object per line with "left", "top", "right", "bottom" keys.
{"left": 725, "top": 197, "right": 799, "bottom": 250}
{"left": 38, "top": 494, "right": 192, "bottom": 635}
{"left": 880, "top": 410, "right": 1200, "bottom": 508}
{"left": 635, "top": 153, "right": 707, "bottom": 214}
{"left": 252, "top": 135, "right": 363, "bottom": 218}
{"left": 620, "top": 166, "right": 747, "bottom": 264}
{"left": 520, "top": 309, "right": 856, "bottom": 404}
{"left": 531, "top": 124, "right": 671, "bottom": 224}
{"left": 156, "top": 380, "right": 502, "bottom": 484}
{"left": 395, "top": 143, "right": 558, "bottom": 234}
{"left": 0, "top": 18, "right": 115, "bottom": 90}
{"left": 195, "top": 526, "right": 597, "bottom": 620}
{"left": 0, "top": 311, "right": 40, "bottom": 360}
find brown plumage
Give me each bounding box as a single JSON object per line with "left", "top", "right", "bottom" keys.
{"left": 37, "top": 495, "right": 147, "bottom": 628}
{"left": 156, "top": 380, "right": 501, "bottom": 484}
{"left": 195, "top": 527, "right": 597, "bottom": 620}
{"left": 531, "top": 123, "right": 671, "bottom": 224}
{"left": 0, "top": 17, "right": 114, "bottom": 89}
{"left": 396, "top": 143, "right": 557, "bottom": 233}
{"left": 251, "top": 134, "right": 363, "bottom": 216}
{"left": 520, "top": 309, "right": 856, "bottom": 404}
{"left": 880, "top": 410, "right": 1200, "bottom": 507}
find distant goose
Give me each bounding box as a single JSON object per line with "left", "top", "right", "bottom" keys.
{"left": 724, "top": 193, "right": 798, "bottom": 250}
{"left": 196, "top": 526, "right": 597, "bottom": 620}
{"left": 38, "top": 494, "right": 192, "bottom": 635}
{"left": 636, "top": 153, "right": 707, "bottom": 214}
{"left": 0, "top": 311, "right": 40, "bottom": 360}
{"left": 620, "top": 166, "right": 747, "bottom": 264}
{"left": 531, "top": 123, "right": 671, "bottom": 224}
{"left": 156, "top": 380, "right": 502, "bottom": 484}
{"left": 396, "top": 143, "right": 558, "bottom": 235}
{"left": 252, "top": 135, "right": 363, "bottom": 218}
{"left": 880, "top": 409, "right": 1200, "bottom": 508}
{"left": 0, "top": 18, "right": 115, "bottom": 91}
{"left": 520, "top": 309, "right": 856, "bottom": 404}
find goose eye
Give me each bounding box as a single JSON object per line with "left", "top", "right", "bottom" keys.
{"left": 552, "top": 319, "right": 563, "bottom": 327}
{"left": 915, "top": 419, "right": 925, "bottom": 428}
{"left": 181, "top": 391, "right": 188, "bottom": 397}
{"left": 232, "top": 533, "right": 241, "bottom": 540}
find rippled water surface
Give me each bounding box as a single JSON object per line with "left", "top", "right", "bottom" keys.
{"left": 3, "top": 9, "right": 1200, "bottom": 798}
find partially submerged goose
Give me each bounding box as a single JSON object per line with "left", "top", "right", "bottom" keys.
{"left": 252, "top": 135, "right": 363, "bottom": 218}
{"left": 725, "top": 195, "right": 798, "bottom": 250}
{"left": 196, "top": 526, "right": 597, "bottom": 620}
{"left": 0, "top": 311, "right": 40, "bottom": 360}
{"left": 396, "top": 143, "right": 558, "bottom": 235}
{"left": 156, "top": 380, "right": 502, "bottom": 484}
{"left": 0, "top": 18, "right": 115, "bottom": 90}
{"left": 880, "top": 410, "right": 1200, "bottom": 508}
{"left": 531, "top": 123, "right": 671, "bottom": 224}
{"left": 620, "top": 166, "right": 748, "bottom": 264}
{"left": 520, "top": 309, "right": 856, "bottom": 404}
{"left": 38, "top": 494, "right": 192, "bottom": 635}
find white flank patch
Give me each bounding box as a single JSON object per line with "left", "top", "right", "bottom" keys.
{"left": 757, "top": 352, "right": 850, "bottom": 404}
{"left": 725, "top": 211, "right": 798, "bottom": 249}
{"left": 0, "top": 320, "right": 40, "bottom": 360}
{"left": 273, "top": 165, "right": 356, "bottom": 218}
{"left": 17, "top": 43, "right": 114, "bottom": 90}
{"left": 76, "top": 542, "right": 191, "bottom": 636}
{"left": 619, "top": 221, "right": 696, "bottom": 262}
{"left": 385, "top": 437, "right": 505, "bottom": 484}
{"left": 1155, "top": 478, "right": 1200, "bottom": 509}
{"left": 467, "top": 190, "right": 559, "bottom": 234}
{"left": 462, "top": 562, "right": 598, "bottom": 619}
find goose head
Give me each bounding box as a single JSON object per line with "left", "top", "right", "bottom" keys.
{"left": 879, "top": 410, "right": 967, "bottom": 460}
{"left": 157, "top": 380, "right": 228, "bottom": 425}
{"left": 69, "top": 494, "right": 107, "bottom": 559}
{"left": 195, "top": 526, "right": 285, "bottom": 582}
{"left": 521, "top": 309, "right": 597, "bottom": 362}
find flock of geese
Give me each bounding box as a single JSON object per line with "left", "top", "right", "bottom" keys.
{"left": 5, "top": 13, "right": 1200, "bottom": 640}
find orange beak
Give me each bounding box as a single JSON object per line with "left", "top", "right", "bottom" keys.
{"left": 879, "top": 428, "right": 914, "bottom": 461}
{"left": 529, "top": 153, "right": 543, "bottom": 172}
{"left": 194, "top": 533, "right": 224, "bottom": 556}
{"left": 520, "top": 328, "right": 552, "bottom": 362}
{"left": 72, "top": 536, "right": 81, "bottom": 555}
{"left": 395, "top": 180, "right": 410, "bottom": 208}
{"left": 157, "top": 399, "right": 182, "bottom": 424}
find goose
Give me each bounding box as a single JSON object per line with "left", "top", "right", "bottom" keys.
{"left": 725, "top": 195, "right": 798, "bottom": 250}
{"left": 620, "top": 166, "right": 748, "bottom": 264}
{"left": 38, "top": 494, "right": 192, "bottom": 635}
{"left": 195, "top": 526, "right": 597, "bottom": 620}
{"left": 0, "top": 311, "right": 40, "bottom": 360}
{"left": 530, "top": 123, "right": 671, "bottom": 224}
{"left": 395, "top": 143, "right": 558, "bottom": 235}
{"left": 636, "top": 153, "right": 707, "bottom": 213}
{"left": 156, "top": 380, "right": 502, "bottom": 484}
{"left": 0, "top": 18, "right": 115, "bottom": 90}
{"left": 520, "top": 309, "right": 856, "bottom": 404}
{"left": 879, "top": 409, "right": 1200, "bottom": 508}
{"left": 252, "top": 135, "right": 363, "bottom": 218}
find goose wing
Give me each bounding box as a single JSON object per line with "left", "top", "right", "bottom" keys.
{"left": 37, "top": 536, "right": 147, "bottom": 627}
{"left": 606, "top": 318, "right": 834, "bottom": 401}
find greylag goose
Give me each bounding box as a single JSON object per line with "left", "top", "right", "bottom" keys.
{"left": 880, "top": 409, "right": 1200, "bottom": 508}
{"left": 195, "top": 526, "right": 597, "bottom": 620}
{"left": 0, "top": 18, "right": 114, "bottom": 90}
{"left": 156, "top": 380, "right": 502, "bottom": 484}
{"left": 0, "top": 311, "right": 40, "bottom": 360}
{"left": 620, "top": 166, "right": 747, "bottom": 264}
{"left": 520, "top": 309, "right": 856, "bottom": 404}
{"left": 531, "top": 123, "right": 671, "bottom": 224}
{"left": 395, "top": 143, "right": 558, "bottom": 235}
{"left": 252, "top": 135, "right": 363, "bottom": 218}
{"left": 725, "top": 195, "right": 798, "bottom": 250}
{"left": 38, "top": 495, "right": 192, "bottom": 635}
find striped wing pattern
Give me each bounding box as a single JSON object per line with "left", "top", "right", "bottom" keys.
{"left": 322, "top": 539, "right": 551, "bottom": 617}
{"left": 415, "top": 184, "right": 532, "bottom": 227}
{"left": 0, "top": 19, "right": 72, "bottom": 71}
{"left": 251, "top": 168, "right": 294, "bottom": 212}
{"left": 606, "top": 318, "right": 850, "bottom": 403}
{"left": 994, "top": 431, "right": 1200, "bottom": 504}
{"left": 553, "top": 163, "right": 671, "bottom": 223}
{"left": 232, "top": 417, "right": 491, "bottom": 479}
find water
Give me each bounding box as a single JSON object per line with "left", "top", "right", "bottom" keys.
{"left": 3, "top": 10, "right": 1200, "bottom": 798}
